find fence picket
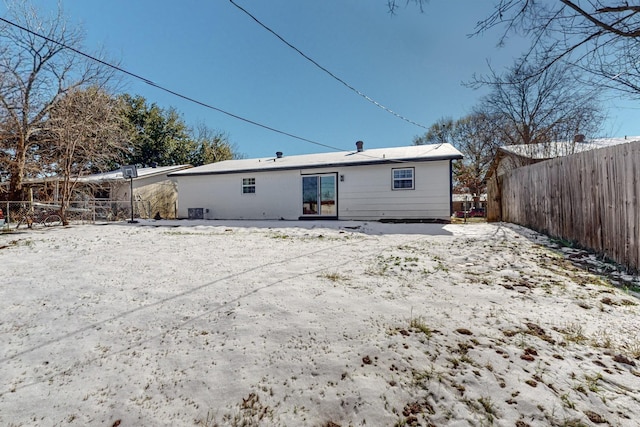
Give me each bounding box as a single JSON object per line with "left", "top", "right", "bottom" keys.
{"left": 492, "top": 141, "right": 640, "bottom": 272}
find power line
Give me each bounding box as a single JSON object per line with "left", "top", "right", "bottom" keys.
{"left": 0, "top": 16, "right": 345, "bottom": 153}
{"left": 228, "top": 0, "right": 430, "bottom": 131}
{"left": 0, "top": 15, "right": 444, "bottom": 164}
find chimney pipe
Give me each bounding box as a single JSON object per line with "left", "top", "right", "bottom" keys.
{"left": 355, "top": 140, "right": 364, "bottom": 152}
{"left": 276, "top": 151, "right": 283, "bottom": 159}
{"left": 574, "top": 134, "right": 585, "bottom": 143}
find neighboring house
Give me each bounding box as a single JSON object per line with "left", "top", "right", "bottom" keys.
{"left": 488, "top": 135, "right": 638, "bottom": 179}
{"left": 485, "top": 135, "right": 639, "bottom": 221}
{"left": 452, "top": 193, "right": 487, "bottom": 214}
{"left": 18, "top": 164, "right": 192, "bottom": 219}
{"left": 78, "top": 164, "right": 192, "bottom": 219}
{"left": 169, "top": 141, "right": 463, "bottom": 221}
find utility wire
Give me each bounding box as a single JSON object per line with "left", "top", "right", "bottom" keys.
{"left": 0, "top": 16, "right": 344, "bottom": 153}
{"left": 0, "top": 16, "right": 445, "bottom": 163}
{"left": 229, "top": 0, "right": 430, "bottom": 131}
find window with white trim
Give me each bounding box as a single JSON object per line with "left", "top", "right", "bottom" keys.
{"left": 392, "top": 168, "right": 414, "bottom": 190}
{"left": 242, "top": 177, "right": 256, "bottom": 194}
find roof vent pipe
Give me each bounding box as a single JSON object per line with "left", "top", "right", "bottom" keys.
{"left": 276, "top": 151, "right": 283, "bottom": 158}
{"left": 355, "top": 140, "right": 364, "bottom": 152}
{"left": 574, "top": 134, "right": 585, "bottom": 143}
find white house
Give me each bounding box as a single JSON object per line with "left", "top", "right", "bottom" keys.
{"left": 169, "top": 142, "right": 463, "bottom": 221}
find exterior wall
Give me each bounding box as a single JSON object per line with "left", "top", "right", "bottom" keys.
{"left": 135, "top": 181, "right": 178, "bottom": 219}
{"left": 332, "top": 160, "right": 452, "bottom": 220}
{"left": 175, "top": 160, "right": 453, "bottom": 221}
{"left": 113, "top": 174, "right": 180, "bottom": 219}
{"left": 176, "top": 170, "right": 301, "bottom": 220}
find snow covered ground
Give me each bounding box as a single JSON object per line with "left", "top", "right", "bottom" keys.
{"left": 1, "top": 220, "right": 639, "bottom": 426}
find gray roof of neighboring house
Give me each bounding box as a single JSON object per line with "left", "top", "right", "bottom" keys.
{"left": 500, "top": 137, "right": 640, "bottom": 160}
{"left": 76, "top": 164, "right": 192, "bottom": 183}
{"left": 169, "top": 144, "right": 463, "bottom": 177}
{"left": 22, "top": 165, "right": 192, "bottom": 184}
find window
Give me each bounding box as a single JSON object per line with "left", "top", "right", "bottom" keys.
{"left": 392, "top": 168, "right": 414, "bottom": 190}
{"left": 242, "top": 177, "right": 256, "bottom": 194}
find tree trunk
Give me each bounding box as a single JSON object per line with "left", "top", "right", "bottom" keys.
{"left": 8, "top": 135, "right": 27, "bottom": 201}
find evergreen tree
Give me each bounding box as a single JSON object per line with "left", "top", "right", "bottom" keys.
{"left": 119, "top": 94, "right": 194, "bottom": 167}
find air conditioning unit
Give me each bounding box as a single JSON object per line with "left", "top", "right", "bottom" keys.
{"left": 188, "top": 208, "right": 204, "bottom": 220}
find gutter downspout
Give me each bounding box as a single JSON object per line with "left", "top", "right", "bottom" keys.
{"left": 449, "top": 159, "right": 454, "bottom": 218}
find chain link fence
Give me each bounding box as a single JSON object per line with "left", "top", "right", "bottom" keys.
{"left": 1, "top": 200, "right": 151, "bottom": 229}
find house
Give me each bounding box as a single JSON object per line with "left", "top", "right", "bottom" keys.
{"left": 488, "top": 135, "right": 637, "bottom": 179}
{"left": 16, "top": 164, "right": 192, "bottom": 219}
{"left": 169, "top": 141, "right": 463, "bottom": 221}
{"left": 452, "top": 193, "right": 487, "bottom": 214}
{"left": 485, "top": 135, "right": 640, "bottom": 221}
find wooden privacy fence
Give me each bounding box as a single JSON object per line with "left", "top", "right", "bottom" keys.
{"left": 495, "top": 141, "right": 639, "bottom": 272}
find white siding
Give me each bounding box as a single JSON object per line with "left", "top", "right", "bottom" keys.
{"left": 175, "top": 160, "right": 452, "bottom": 221}
{"left": 176, "top": 170, "right": 301, "bottom": 220}
{"left": 332, "top": 161, "right": 451, "bottom": 220}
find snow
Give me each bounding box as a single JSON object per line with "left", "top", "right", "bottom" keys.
{"left": 2, "top": 220, "right": 639, "bottom": 426}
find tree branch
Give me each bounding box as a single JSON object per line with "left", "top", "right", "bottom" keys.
{"left": 560, "top": 0, "right": 640, "bottom": 38}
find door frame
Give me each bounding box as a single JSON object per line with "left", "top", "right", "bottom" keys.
{"left": 300, "top": 172, "right": 338, "bottom": 220}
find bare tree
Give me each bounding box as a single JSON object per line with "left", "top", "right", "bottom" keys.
{"left": 414, "top": 114, "right": 499, "bottom": 195}
{"left": 392, "top": 1, "right": 640, "bottom": 96}
{"left": 475, "top": 61, "right": 605, "bottom": 150}
{"left": 452, "top": 113, "right": 501, "bottom": 195}
{"left": 413, "top": 59, "right": 604, "bottom": 194}
{"left": 0, "top": 1, "right": 115, "bottom": 200}
{"left": 475, "top": 1, "right": 640, "bottom": 95}
{"left": 46, "top": 87, "right": 125, "bottom": 224}
{"left": 387, "top": 0, "right": 428, "bottom": 15}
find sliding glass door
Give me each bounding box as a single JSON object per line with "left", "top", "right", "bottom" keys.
{"left": 302, "top": 174, "right": 337, "bottom": 217}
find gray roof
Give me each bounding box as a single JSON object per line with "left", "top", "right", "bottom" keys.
{"left": 169, "top": 144, "right": 463, "bottom": 177}
{"left": 22, "top": 164, "right": 192, "bottom": 184}
{"left": 500, "top": 137, "right": 640, "bottom": 160}
{"left": 76, "top": 164, "right": 192, "bottom": 183}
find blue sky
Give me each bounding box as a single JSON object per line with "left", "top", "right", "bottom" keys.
{"left": 4, "top": 1, "right": 639, "bottom": 158}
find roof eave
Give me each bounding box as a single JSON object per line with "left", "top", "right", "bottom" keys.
{"left": 168, "top": 154, "right": 463, "bottom": 177}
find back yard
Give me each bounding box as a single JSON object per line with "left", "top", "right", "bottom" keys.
{"left": 1, "top": 220, "right": 639, "bottom": 426}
